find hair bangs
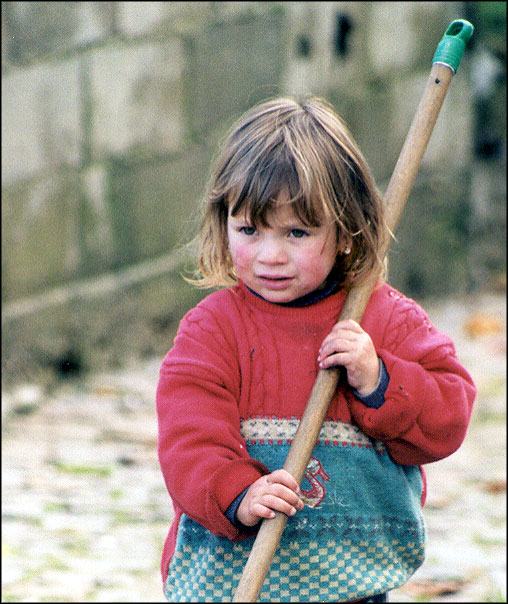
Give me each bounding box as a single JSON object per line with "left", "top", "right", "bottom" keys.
{"left": 228, "top": 138, "right": 326, "bottom": 229}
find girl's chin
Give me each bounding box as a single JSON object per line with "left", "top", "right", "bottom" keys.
{"left": 252, "top": 285, "right": 303, "bottom": 304}
{"left": 261, "top": 293, "right": 294, "bottom": 304}
{"left": 243, "top": 276, "right": 321, "bottom": 303}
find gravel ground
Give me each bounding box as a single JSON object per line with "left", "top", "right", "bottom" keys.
{"left": 2, "top": 292, "right": 505, "bottom": 603}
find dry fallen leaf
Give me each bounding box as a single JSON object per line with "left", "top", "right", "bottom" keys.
{"left": 464, "top": 312, "right": 504, "bottom": 338}
{"left": 481, "top": 478, "right": 506, "bottom": 494}
{"left": 403, "top": 578, "right": 465, "bottom": 597}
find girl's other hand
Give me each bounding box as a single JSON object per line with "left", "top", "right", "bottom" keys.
{"left": 236, "top": 469, "right": 304, "bottom": 527}
{"left": 318, "top": 319, "right": 380, "bottom": 395}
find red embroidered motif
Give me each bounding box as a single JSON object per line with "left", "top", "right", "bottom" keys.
{"left": 300, "top": 456, "right": 329, "bottom": 508}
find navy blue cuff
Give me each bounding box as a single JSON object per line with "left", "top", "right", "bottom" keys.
{"left": 354, "top": 358, "right": 389, "bottom": 409}
{"left": 224, "top": 487, "right": 251, "bottom": 530}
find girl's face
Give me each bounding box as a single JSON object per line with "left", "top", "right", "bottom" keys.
{"left": 227, "top": 204, "right": 339, "bottom": 304}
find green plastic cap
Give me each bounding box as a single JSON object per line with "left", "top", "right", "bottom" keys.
{"left": 432, "top": 19, "right": 474, "bottom": 73}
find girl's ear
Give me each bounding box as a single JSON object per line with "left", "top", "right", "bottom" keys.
{"left": 338, "top": 235, "right": 352, "bottom": 255}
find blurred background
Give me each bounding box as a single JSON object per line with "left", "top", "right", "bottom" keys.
{"left": 2, "top": 2, "right": 506, "bottom": 602}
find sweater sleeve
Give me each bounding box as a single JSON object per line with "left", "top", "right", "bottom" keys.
{"left": 348, "top": 293, "right": 476, "bottom": 466}
{"left": 156, "top": 300, "right": 268, "bottom": 541}
{"left": 353, "top": 358, "right": 390, "bottom": 409}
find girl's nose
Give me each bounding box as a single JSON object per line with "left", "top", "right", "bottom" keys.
{"left": 258, "top": 237, "right": 288, "bottom": 264}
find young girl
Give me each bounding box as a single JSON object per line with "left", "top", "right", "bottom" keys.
{"left": 156, "top": 96, "right": 476, "bottom": 603}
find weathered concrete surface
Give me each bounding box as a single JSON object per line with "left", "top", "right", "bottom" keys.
{"left": 1, "top": 292, "right": 505, "bottom": 602}
{"left": 7, "top": 1, "right": 505, "bottom": 306}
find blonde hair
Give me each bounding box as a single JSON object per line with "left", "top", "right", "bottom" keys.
{"left": 188, "top": 96, "right": 386, "bottom": 290}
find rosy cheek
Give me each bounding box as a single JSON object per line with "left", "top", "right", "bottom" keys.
{"left": 299, "top": 254, "right": 320, "bottom": 273}
{"left": 230, "top": 243, "right": 252, "bottom": 271}
{"left": 302, "top": 253, "right": 333, "bottom": 283}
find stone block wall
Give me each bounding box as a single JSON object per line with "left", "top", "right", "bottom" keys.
{"left": 2, "top": 1, "right": 505, "bottom": 384}
{"left": 1, "top": 2, "right": 288, "bottom": 301}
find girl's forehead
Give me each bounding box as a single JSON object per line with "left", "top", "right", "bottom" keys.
{"left": 226, "top": 183, "right": 335, "bottom": 229}
{"left": 228, "top": 202, "right": 301, "bottom": 224}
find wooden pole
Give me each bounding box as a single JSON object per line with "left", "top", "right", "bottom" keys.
{"left": 233, "top": 20, "right": 473, "bottom": 603}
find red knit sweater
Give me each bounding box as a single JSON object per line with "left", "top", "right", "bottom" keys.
{"left": 156, "top": 281, "right": 476, "bottom": 582}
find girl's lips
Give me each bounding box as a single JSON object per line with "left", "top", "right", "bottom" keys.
{"left": 257, "top": 275, "right": 294, "bottom": 289}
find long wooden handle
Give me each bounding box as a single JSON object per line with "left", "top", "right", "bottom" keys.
{"left": 233, "top": 20, "right": 473, "bottom": 602}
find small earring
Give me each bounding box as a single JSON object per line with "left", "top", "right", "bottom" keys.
{"left": 343, "top": 246, "right": 351, "bottom": 255}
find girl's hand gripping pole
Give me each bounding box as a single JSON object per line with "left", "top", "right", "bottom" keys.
{"left": 232, "top": 19, "right": 473, "bottom": 603}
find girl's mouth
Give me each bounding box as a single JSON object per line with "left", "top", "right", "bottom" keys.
{"left": 257, "top": 275, "right": 293, "bottom": 289}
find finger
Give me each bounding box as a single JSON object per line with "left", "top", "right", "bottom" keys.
{"left": 318, "top": 341, "right": 354, "bottom": 365}
{"left": 320, "top": 330, "right": 358, "bottom": 353}
{"left": 258, "top": 495, "right": 299, "bottom": 518}
{"left": 250, "top": 502, "right": 277, "bottom": 520}
{"left": 268, "top": 469, "right": 299, "bottom": 492}
{"left": 320, "top": 336, "right": 354, "bottom": 354}
{"left": 336, "top": 319, "right": 363, "bottom": 332}
{"left": 267, "top": 483, "right": 304, "bottom": 508}
{"left": 328, "top": 322, "right": 364, "bottom": 340}
{"left": 319, "top": 351, "right": 351, "bottom": 369}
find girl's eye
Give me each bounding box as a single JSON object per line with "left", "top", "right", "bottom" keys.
{"left": 239, "top": 225, "right": 256, "bottom": 236}
{"left": 289, "top": 228, "right": 309, "bottom": 239}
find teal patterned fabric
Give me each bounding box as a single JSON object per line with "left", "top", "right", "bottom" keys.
{"left": 164, "top": 419, "right": 425, "bottom": 602}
